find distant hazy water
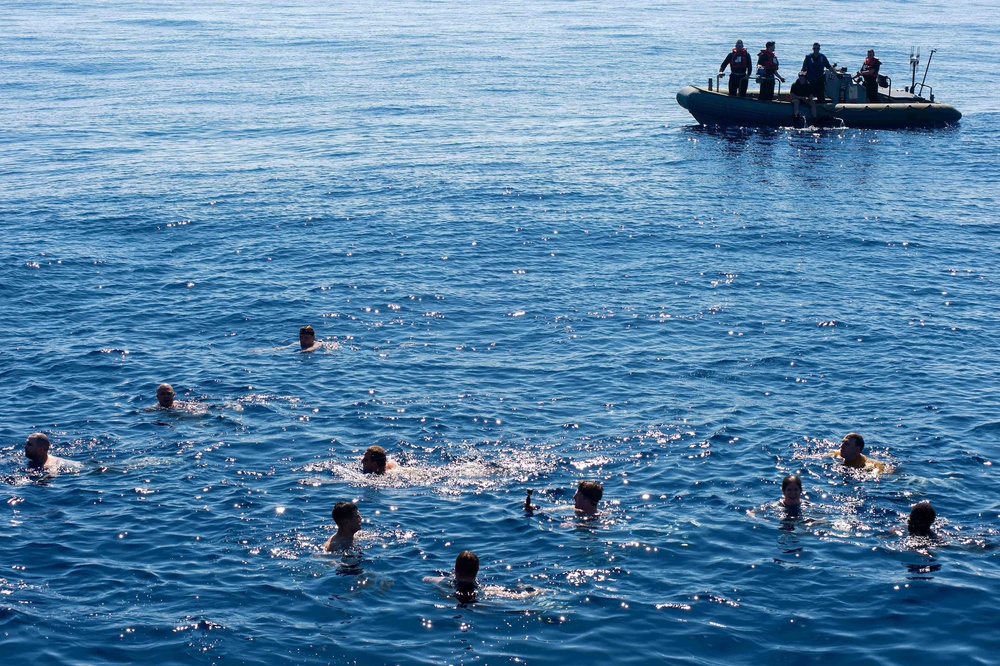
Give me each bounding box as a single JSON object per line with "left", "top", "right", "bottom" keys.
{"left": 2, "top": 1, "right": 998, "bottom": 664}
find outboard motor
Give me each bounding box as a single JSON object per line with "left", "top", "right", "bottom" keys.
{"left": 825, "top": 67, "right": 865, "bottom": 103}
{"left": 824, "top": 68, "right": 848, "bottom": 102}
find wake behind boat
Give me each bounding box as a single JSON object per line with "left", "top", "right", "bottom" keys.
{"left": 677, "top": 47, "right": 961, "bottom": 129}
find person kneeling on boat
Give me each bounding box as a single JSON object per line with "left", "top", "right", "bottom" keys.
{"left": 756, "top": 41, "right": 785, "bottom": 101}
{"left": 789, "top": 71, "right": 817, "bottom": 120}
{"left": 719, "top": 39, "right": 752, "bottom": 97}
{"left": 856, "top": 49, "right": 881, "bottom": 103}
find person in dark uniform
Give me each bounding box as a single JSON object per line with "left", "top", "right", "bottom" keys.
{"left": 756, "top": 41, "right": 785, "bottom": 101}
{"left": 802, "top": 42, "right": 836, "bottom": 101}
{"left": 719, "top": 39, "right": 752, "bottom": 97}
{"left": 857, "top": 49, "right": 882, "bottom": 102}
{"left": 789, "top": 71, "right": 817, "bottom": 120}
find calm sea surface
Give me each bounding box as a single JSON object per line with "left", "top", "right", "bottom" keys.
{"left": 2, "top": 1, "right": 999, "bottom": 664}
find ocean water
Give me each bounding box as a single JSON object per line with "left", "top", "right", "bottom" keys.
{"left": 2, "top": 1, "right": 999, "bottom": 664}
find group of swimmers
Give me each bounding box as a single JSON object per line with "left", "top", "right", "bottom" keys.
{"left": 321, "top": 444, "right": 605, "bottom": 599}
{"left": 19, "top": 326, "right": 941, "bottom": 600}
{"left": 18, "top": 429, "right": 941, "bottom": 597}
{"left": 778, "top": 431, "right": 939, "bottom": 538}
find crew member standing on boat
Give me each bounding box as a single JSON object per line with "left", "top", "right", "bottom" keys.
{"left": 802, "top": 43, "right": 836, "bottom": 101}
{"left": 756, "top": 41, "right": 785, "bottom": 101}
{"left": 720, "top": 40, "right": 752, "bottom": 97}
{"left": 857, "top": 49, "right": 881, "bottom": 102}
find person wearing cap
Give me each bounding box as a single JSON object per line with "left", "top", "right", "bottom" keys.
{"left": 857, "top": 49, "right": 882, "bottom": 102}
{"left": 756, "top": 41, "right": 785, "bottom": 101}
{"left": 802, "top": 43, "right": 836, "bottom": 101}
{"left": 789, "top": 70, "right": 818, "bottom": 120}
{"left": 719, "top": 40, "right": 752, "bottom": 97}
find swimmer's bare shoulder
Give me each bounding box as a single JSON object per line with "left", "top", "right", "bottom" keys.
{"left": 45, "top": 455, "right": 83, "bottom": 472}
{"left": 829, "top": 450, "right": 892, "bottom": 473}
{"left": 481, "top": 583, "right": 543, "bottom": 600}
{"left": 868, "top": 458, "right": 891, "bottom": 473}
{"left": 323, "top": 535, "right": 353, "bottom": 552}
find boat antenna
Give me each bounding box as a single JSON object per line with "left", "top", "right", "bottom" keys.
{"left": 909, "top": 47, "right": 919, "bottom": 91}
{"left": 919, "top": 48, "right": 936, "bottom": 96}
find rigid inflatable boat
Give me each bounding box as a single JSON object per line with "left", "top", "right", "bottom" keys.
{"left": 677, "top": 48, "right": 961, "bottom": 129}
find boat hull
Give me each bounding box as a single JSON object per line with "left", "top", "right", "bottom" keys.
{"left": 676, "top": 86, "right": 961, "bottom": 128}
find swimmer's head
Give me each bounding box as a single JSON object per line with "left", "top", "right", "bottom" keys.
{"left": 455, "top": 550, "right": 479, "bottom": 584}
{"left": 574, "top": 480, "right": 603, "bottom": 515}
{"left": 156, "top": 383, "right": 175, "bottom": 408}
{"left": 362, "top": 446, "right": 388, "bottom": 474}
{"left": 332, "top": 501, "right": 362, "bottom": 533}
{"left": 24, "top": 432, "right": 51, "bottom": 464}
{"left": 908, "top": 501, "right": 936, "bottom": 536}
{"left": 781, "top": 474, "right": 802, "bottom": 507}
{"left": 299, "top": 325, "right": 316, "bottom": 349}
{"left": 840, "top": 432, "right": 865, "bottom": 462}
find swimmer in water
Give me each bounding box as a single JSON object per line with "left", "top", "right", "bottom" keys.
{"left": 156, "top": 383, "right": 176, "bottom": 408}
{"left": 830, "top": 432, "right": 890, "bottom": 472}
{"left": 299, "top": 325, "right": 321, "bottom": 353}
{"left": 362, "top": 445, "right": 398, "bottom": 474}
{"left": 24, "top": 432, "right": 78, "bottom": 471}
{"left": 574, "top": 480, "right": 603, "bottom": 515}
{"left": 454, "top": 550, "right": 479, "bottom": 601}
{"left": 780, "top": 474, "right": 803, "bottom": 509}
{"left": 323, "top": 501, "right": 363, "bottom": 551}
{"left": 907, "top": 501, "right": 937, "bottom": 537}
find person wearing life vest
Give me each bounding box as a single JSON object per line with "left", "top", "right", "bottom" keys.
{"left": 801, "top": 42, "right": 836, "bottom": 101}
{"left": 719, "top": 39, "right": 752, "bottom": 97}
{"left": 857, "top": 49, "right": 882, "bottom": 102}
{"left": 756, "top": 41, "right": 785, "bottom": 102}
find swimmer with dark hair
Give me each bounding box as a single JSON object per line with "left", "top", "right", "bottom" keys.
{"left": 780, "top": 474, "right": 803, "bottom": 509}
{"left": 574, "top": 480, "right": 603, "bottom": 515}
{"left": 362, "top": 445, "right": 398, "bottom": 474}
{"left": 454, "top": 550, "right": 479, "bottom": 601}
{"left": 24, "top": 432, "right": 79, "bottom": 471}
{"left": 829, "top": 432, "right": 890, "bottom": 473}
{"left": 323, "top": 501, "right": 363, "bottom": 551}
{"left": 156, "top": 383, "right": 176, "bottom": 408}
{"left": 908, "top": 501, "right": 937, "bottom": 537}
{"left": 299, "top": 325, "right": 321, "bottom": 353}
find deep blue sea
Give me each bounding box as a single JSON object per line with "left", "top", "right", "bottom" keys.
{"left": 2, "top": 1, "right": 999, "bottom": 664}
